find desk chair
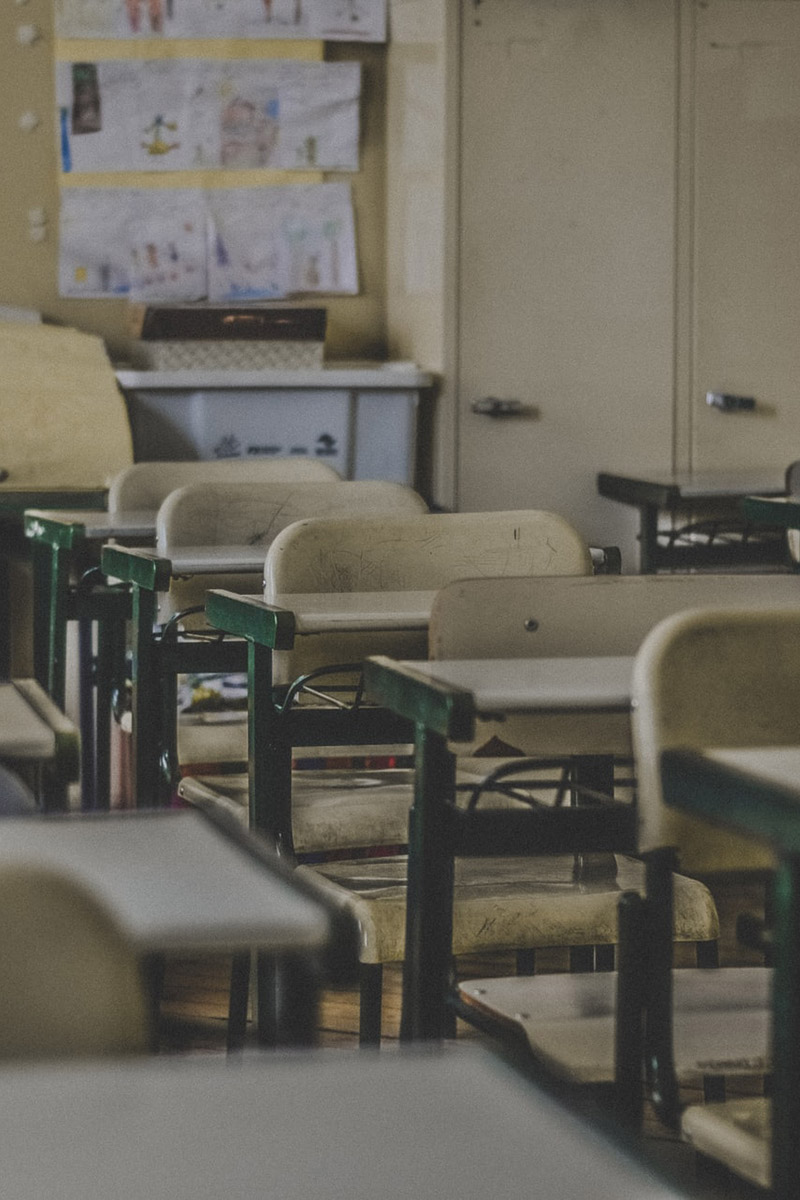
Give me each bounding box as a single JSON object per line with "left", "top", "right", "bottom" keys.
{"left": 107, "top": 457, "right": 341, "bottom": 512}
{"left": 201, "top": 509, "right": 605, "bottom": 1042}
{"left": 631, "top": 607, "right": 796, "bottom": 1189}
{"left": 27, "top": 457, "right": 343, "bottom": 811}
{"left": 0, "top": 863, "right": 150, "bottom": 1059}
{"left": 0, "top": 322, "right": 133, "bottom": 757}
{"left": 103, "top": 481, "right": 428, "bottom": 806}
{"left": 396, "top": 574, "right": 790, "bottom": 1118}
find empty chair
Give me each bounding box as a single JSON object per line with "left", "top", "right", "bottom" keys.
{"left": 106, "top": 480, "right": 429, "bottom": 803}
{"left": 408, "top": 574, "right": 787, "bottom": 1118}
{"left": 629, "top": 606, "right": 793, "bottom": 1185}
{"left": 206, "top": 511, "right": 633, "bottom": 1042}
{"left": 0, "top": 863, "right": 150, "bottom": 1060}
{"left": 106, "top": 456, "right": 341, "bottom": 515}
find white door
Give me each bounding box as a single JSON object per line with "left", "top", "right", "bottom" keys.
{"left": 688, "top": 0, "right": 800, "bottom": 472}
{"left": 455, "top": 0, "right": 800, "bottom": 565}
{"left": 455, "top": 0, "right": 678, "bottom": 564}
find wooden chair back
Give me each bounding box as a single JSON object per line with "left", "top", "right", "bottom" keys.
{"left": 108, "top": 456, "right": 341, "bottom": 513}
{"left": 430, "top": 571, "right": 800, "bottom": 660}
{"left": 430, "top": 571, "right": 800, "bottom": 759}
{"left": 630, "top": 606, "right": 800, "bottom": 872}
{"left": 266, "top": 509, "right": 592, "bottom": 681}
{"left": 157, "top": 480, "right": 427, "bottom": 620}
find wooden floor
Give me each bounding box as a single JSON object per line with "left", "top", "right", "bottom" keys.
{"left": 157, "top": 876, "right": 769, "bottom": 1200}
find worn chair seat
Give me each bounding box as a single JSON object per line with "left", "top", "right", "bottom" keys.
{"left": 681, "top": 1098, "right": 771, "bottom": 1190}
{"left": 299, "top": 852, "right": 719, "bottom": 965}
{"left": 181, "top": 768, "right": 416, "bottom": 854}
{"left": 457, "top": 967, "right": 770, "bottom": 1085}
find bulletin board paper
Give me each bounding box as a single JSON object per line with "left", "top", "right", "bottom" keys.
{"left": 59, "top": 182, "right": 358, "bottom": 301}
{"left": 55, "top": 0, "right": 386, "bottom": 42}
{"left": 56, "top": 59, "right": 361, "bottom": 174}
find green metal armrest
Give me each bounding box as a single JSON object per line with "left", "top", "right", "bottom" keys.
{"left": 205, "top": 589, "right": 296, "bottom": 649}
{"left": 101, "top": 544, "right": 172, "bottom": 592}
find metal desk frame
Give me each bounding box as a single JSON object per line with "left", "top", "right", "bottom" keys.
{"left": 597, "top": 471, "right": 786, "bottom": 573}
{"left": 363, "top": 654, "right": 636, "bottom": 1045}
{"left": 661, "top": 746, "right": 800, "bottom": 1199}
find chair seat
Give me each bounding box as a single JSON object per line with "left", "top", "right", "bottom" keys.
{"left": 457, "top": 967, "right": 771, "bottom": 1085}
{"left": 299, "top": 854, "right": 720, "bottom": 964}
{"left": 180, "top": 768, "right": 417, "bottom": 853}
{"left": 681, "top": 1097, "right": 770, "bottom": 1189}
{"left": 179, "top": 763, "right": 530, "bottom": 854}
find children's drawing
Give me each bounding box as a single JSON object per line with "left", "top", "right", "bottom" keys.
{"left": 59, "top": 183, "right": 358, "bottom": 301}
{"left": 220, "top": 90, "right": 279, "bottom": 168}
{"left": 141, "top": 114, "right": 180, "bottom": 156}
{"left": 55, "top": 0, "right": 385, "bottom": 40}
{"left": 55, "top": 60, "right": 360, "bottom": 173}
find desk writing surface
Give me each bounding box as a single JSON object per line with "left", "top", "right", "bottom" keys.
{"left": 0, "top": 1050, "right": 688, "bottom": 1200}
{"left": 599, "top": 468, "right": 785, "bottom": 502}
{"left": 269, "top": 590, "right": 435, "bottom": 632}
{"left": 0, "top": 810, "right": 330, "bottom": 953}
{"left": 406, "top": 656, "right": 634, "bottom": 714}
{"left": 168, "top": 544, "right": 267, "bottom": 574}
{"left": 25, "top": 508, "right": 157, "bottom": 541}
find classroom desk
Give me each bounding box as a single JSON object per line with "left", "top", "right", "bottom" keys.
{"left": 363, "top": 654, "right": 637, "bottom": 1042}
{"left": 24, "top": 508, "right": 158, "bottom": 810}
{"left": 0, "top": 487, "right": 107, "bottom": 677}
{"left": 204, "top": 589, "right": 433, "bottom": 847}
{"left": 660, "top": 745, "right": 800, "bottom": 1198}
{"left": 0, "top": 805, "right": 357, "bottom": 1045}
{"left": 597, "top": 468, "right": 786, "bottom": 572}
{"left": 0, "top": 678, "right": 79, "bottom": 796}
{"left": 0, "top": 1048, "right": 690, "bottom": 1200}
{"left": 100, "top": 542, "right": 270, "bottom": 807}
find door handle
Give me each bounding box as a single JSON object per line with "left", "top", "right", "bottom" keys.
{"left": 705, "top": 392, "right": 756, "bottom": 413}
{"left": 471, "top": 397, "right": 538, "bottom": 418}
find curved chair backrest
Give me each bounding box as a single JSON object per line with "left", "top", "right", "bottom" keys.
{"left": 265, "top": 509, "right": 591, "bottom": 681}
{"left": 630, "top": 607, "right": 800, "bottom": 874}
{"left": 157, "top": 480, "right": 428, "bottom": 619}
{"left": 0, "top": 323, "right": 132, "bottom": 491}
{"left": 266, "top": 509, "right": 591, "bottom": 595}
{"left": 108, "top": 456, "right": 341, "bottom": 514}
{"left": 0, "top": 863, "right": 150, "bottom": 1060}
{"left": 430, "top": 572, "right": 800, "bottom": 661}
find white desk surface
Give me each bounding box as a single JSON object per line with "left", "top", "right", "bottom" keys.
{"left": 704, "top": 747, "right": 800, "bottom": 796}
{"left": 0, "top": 680, "right": 58, "bottom": 759}
{"left": 268, "top": 590, "right": 436, "bottom": 632}
{"left": 0, "top": 1049, "right": 687, "bottom": 1200}
{"left": 169, "top": 545, "right": 268, "bottom": 574}
{"left": 607, "top": 467, "right": 786, "bottom": 498}
{"left": 0, "top": 809, "right": 331, "bottom": 954}
{"left": 408, "top": 656, "right": 634, "bottom": 715}
{"left": 25, "top": 508, "right": 157, "bottom": 540}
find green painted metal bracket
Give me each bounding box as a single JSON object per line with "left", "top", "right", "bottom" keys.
{"left": 205, "top": 589, "right": 296, "bottom": 649}
{"left": 24, "top": 512, "right": 86, "bottom": 550}
{"left": 101, "top": 544, "right": 172, "bottom": 591}
{"left": 364, "top": 655, "right": 475, "bottom": 742}
{"left": 742, "top": 494, "right": 800, "bottom": 530}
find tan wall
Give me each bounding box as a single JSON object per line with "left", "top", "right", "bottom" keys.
{"left": 0, "top": 6, "right": 388, "bottom": 363}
